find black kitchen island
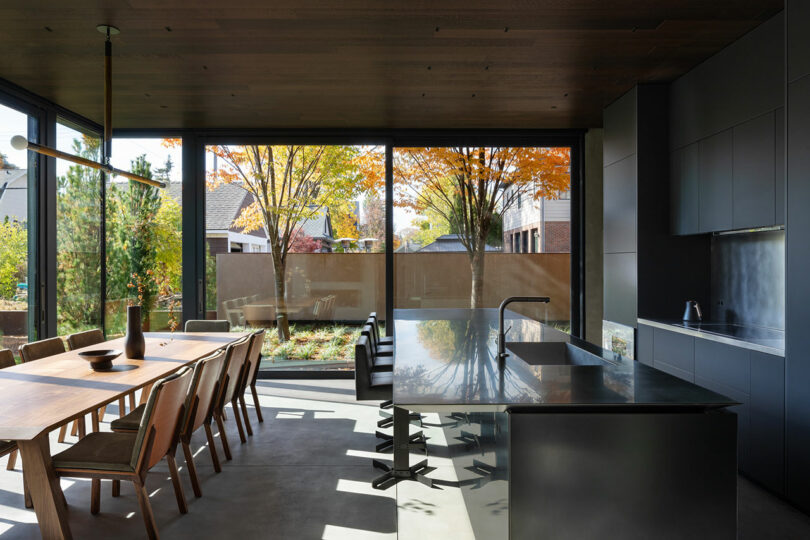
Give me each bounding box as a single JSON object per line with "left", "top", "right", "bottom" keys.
{"left": 393, "top": 308, "right": 738, "bottom": 539}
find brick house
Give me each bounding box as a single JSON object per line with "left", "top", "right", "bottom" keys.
{"left": 501, "top": 185, "right": 571, "bottom": 253}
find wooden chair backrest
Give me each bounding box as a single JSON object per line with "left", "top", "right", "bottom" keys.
{"left": 243, "top": 329, "right": 266, "bottom": 390}
{"left": 182, "top": 348, "right": 228, "bottom": 438}
{"left": 185, "top": 319, "right": 230, "bottom": 333}
{"left": 217, "top": 336, "right": 252, "bottom": 409}
{"left": 66, "top": 329, "right": 105, "bottom": 350}
{"left": 0, "top": 349, "right": 15, "bottom": 369}
{"left": 132, "top": 366, "right": 193, "bottom": 472}
{"left": 20, "top": 337, "right": 66, "bottom": 363}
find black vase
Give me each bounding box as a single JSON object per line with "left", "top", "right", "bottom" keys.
{"left": 125, "top": 305, "right": 146, "bottom": 359}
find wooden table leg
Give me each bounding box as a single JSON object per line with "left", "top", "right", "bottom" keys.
{"left": 17, "top": 435, "right": 72, "bottom": 540}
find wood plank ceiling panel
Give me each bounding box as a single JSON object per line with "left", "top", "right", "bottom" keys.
{"left": 0, "top": 0, "right": 783, "bottom": 129}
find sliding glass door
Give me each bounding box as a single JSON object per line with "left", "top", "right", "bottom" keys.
{"left": 204, "top": 144, "right": 385, "bottom": 371}
{"left": 392, "top": 146, "right": 573, "bottom": 330}
{"left": 0, "top": 102, "right": 35, "bottom": 358}
{"left": 106, "top": 138, "right": 183, "bottom": 336}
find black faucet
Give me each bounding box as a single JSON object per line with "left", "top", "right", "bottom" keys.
{"left": 498, "top": 296, "right": 551, "bottom": 362}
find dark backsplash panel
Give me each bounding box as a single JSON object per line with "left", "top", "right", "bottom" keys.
{"left": 710, "top": 229, "right": 785, "bottom": 329}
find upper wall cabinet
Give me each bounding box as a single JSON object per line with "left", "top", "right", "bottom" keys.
{"left": 698, "top": 130, "right": 734, "bottom": 232}
{"left": 671, "top": 143, "right": 700, "bottom": 235}
{"left": 671, "top": 112, "right": 782, "bottom": 235}
{"left": 733, "top": 112, "right": 776, "bottom": 229}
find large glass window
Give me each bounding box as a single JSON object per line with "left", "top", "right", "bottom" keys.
{"left": 393, "top": 146, "right": 572, "bottom": 331}
{"left": 56, "top": 120, "right": 103, "bottom": 337}
{"left": 105, "top": 138, "right": 183, "bottom": 336}
{"left": 0, "top": 102, "right": 34, "bottom": 358}
{"left": 205, "top": 144, "right": 384, "bottom": 371}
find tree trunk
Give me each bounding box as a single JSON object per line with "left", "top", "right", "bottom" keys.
{"left": 272, "top": 257, "right": 290, "bottom": 341}
{"left": 470, "top": 249, "right": 485, "bottom": 309}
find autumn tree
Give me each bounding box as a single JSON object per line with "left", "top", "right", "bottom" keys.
{"left": 208, "top": 145, "right": 360, "bottom": 340}
{"left": 359, "top": 146, "right": 570, "bottom": 308}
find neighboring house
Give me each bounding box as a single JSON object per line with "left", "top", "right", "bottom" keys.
{"left": 296, "top": 208, "right": 336, "bottom": 252}
{"left": 418, "top": 234, "right": 500, "bottom": 253}
{"left": 501, "top": 184, "right": 571, "bottom": 253}
{"left": 0, "top": 169, "right": 28, "bottom": 223}
{"left": 165, "top": 182, "right": 269, "bottom": 256}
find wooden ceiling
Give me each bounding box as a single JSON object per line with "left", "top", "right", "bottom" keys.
{"left": 0, "top": 0, "right": 783, "bottom": 130}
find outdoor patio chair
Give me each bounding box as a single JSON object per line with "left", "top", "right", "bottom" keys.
{"left": 235, "top": 329, "right": 266, "bottom": 434}
{"left": 53, "top": 366, "right": 194, "bottom": 538}
{"left": 210, "top": 336, "right": 252, "bottom": 455}
{"left": 185, "top": 319, "right": 230, "bottom": 333}
{"left": 111, "top": 348, "right": 229, "bottom": 498}
{"left": 67, "top": 328, "right": 135, "bottom": 431}
{"left": 20, "top": 337, "right": 85, "bottom": 443}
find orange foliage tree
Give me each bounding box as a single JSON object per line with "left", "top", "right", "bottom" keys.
{"left": 358, "top": 146, "right": 570, "bottom": 308}
{"left": 208, "top": 145, "right": 360, "bottom": 340}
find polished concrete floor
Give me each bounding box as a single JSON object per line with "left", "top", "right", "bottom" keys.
{"left": 0, "top": 379, "right": 808, "bottom": 539}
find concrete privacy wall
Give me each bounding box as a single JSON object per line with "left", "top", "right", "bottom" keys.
{"left": 216, "top": 252, "right": 570, "bottom": 323}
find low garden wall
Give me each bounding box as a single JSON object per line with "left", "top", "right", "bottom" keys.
{"left": 216, "top": 252, "right": 570, "bottom": 325}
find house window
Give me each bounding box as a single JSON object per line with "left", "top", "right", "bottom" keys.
{"left": 521, "top": 230, "right": 528, "bottom": 253}
{"left": 532, "top": 228, "right": 539, "bottom": 253}
{"left": 517, "top": 192, "right": 522, "bottom": 209}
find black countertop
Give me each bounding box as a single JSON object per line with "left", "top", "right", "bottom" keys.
{"left": 393, "top": 308, "right": 737, "bottom": 412}
{"left": 638, "top": 318, "right": 784, "bottom": 356}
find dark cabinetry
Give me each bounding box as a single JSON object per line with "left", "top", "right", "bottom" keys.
{"left": 652, "top": 328, "right": 694, "bottom": 382}
{"left": 699, "top": 130, "right": 734, "bottom": 232}
{"left": 733, "top": 112, "right": 776, "bottom": 229}
{"left": 670, "top": 143, "right": 700, "bottom": 235}
{"left": 639, "top": 323, "right": 785, "bottom": 494}
{"left": 671, "top": 111, "right": 783, "bottom": 235}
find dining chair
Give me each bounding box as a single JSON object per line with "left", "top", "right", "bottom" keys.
{"left": 1, "top": 349, "right": 22, "bottom": 476}
{"left": 245, "top": 331, "right": 268, "bottom": 425}
{"left": 361, "top": 324, "right": 393, "bottom": 371}
{"left": 52, "top": 366, "right": 194, "bottom": 538}
{"left": 368, "top": 312, "right": 393, "bottom": 346}
{"left": 66, "top": 329, "right": 134, "bottom": 431}
{"left": 19, "top": 337, "right": 84, "bottom": 443}
{"left": 0, "top": 348, "right": 14, "bottom": 369}
{"left": 111, "top": 349, "right": 229, "bottom": 498}
{"left": 235, "top": 329, "right": 266, "bottom": 436}
{"left": 210, "top": 336, "right": 252, "bottom": 455}
{"left": 1, "top": 440, "right": 30, "bottom": 507}
{"left": 185, "top": 319, "right": 231, "bottom": 333}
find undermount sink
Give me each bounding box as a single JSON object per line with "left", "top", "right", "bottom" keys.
{"left": 505, "top": 341, "right": 607, "bottom": 366}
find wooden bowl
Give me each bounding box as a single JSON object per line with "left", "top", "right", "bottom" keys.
{"left": 78, "top": 349, "right": 123, "bottom": 371}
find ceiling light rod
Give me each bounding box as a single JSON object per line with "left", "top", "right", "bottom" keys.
{"left": 10, "top": 135, "right": 164, "bottom": 188}
{"left": 8, "top": 24, "right": 165, "bottom": 189}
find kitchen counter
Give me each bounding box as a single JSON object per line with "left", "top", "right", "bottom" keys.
{"left": 394, "top": 308, "right": 736, "bottom": 412}
{"left": 392, "top": 308, "right": 738, "bottom": 539}
{"left": 638, "top": 317, "right": 784, "bottom": 356}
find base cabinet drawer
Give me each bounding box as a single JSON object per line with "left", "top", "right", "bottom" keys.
{"left": 653, "top": 328, "right": 694, "bottom": 382}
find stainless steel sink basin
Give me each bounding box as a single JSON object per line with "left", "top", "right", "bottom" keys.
{"left": 505, "top": 341, "right": 607, "bottom": 366}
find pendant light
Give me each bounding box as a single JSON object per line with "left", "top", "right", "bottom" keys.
{"left": 9, "top": 24, "right": 165, "bottom": 189}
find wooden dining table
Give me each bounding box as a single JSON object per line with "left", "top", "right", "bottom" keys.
{"left": 0, "top": 331, "right": 248, "bottom": 540}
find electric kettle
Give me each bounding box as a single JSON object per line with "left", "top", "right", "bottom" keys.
{"left": 683, "top": 300, "right": 702, "bottom": 323}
